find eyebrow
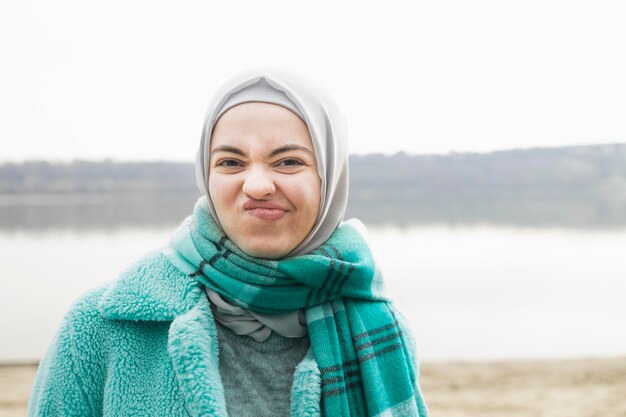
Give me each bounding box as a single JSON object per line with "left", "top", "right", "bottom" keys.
{"left": 210, "top": 144, "right": 313, "bottom": 158}
{"left": 211, "top": 145, "right": 246, "bottom": 157}
{"left": 269, "top": 145, "right": 313, "bottom": 158}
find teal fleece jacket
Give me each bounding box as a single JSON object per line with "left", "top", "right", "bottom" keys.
{"left": 28, "top": 250, "right": 427, "bottom": 416}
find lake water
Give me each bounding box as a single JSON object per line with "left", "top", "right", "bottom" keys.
{"left": 2, "top": 220, "right": 625, "bottom": 363}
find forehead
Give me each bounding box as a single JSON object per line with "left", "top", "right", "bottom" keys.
{"left": 209, "top": 102, "right": 313, "bottom": 150}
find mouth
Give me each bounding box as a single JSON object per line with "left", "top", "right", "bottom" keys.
{"left": 243, "top": 200, "right": 288, "bottom": 221}
{"left": 245, "top": 207, "right": 287, "bottom": 221}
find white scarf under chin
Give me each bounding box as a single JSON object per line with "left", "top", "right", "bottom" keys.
{"left": 205, "top": 287, "right": 307, "bottom": 342}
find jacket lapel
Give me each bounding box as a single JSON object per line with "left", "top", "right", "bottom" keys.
{"left": 168, "top": 291, "right": 228, "bottom": 417}
{"left": 97, "top": 249, "right": 229, "bottom": 416}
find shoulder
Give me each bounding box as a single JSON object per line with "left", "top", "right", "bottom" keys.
{"left": 63, "top": 250, "right": 160, "bottom": 322}
{"left": 65, "top": 282, "right": 111, "bottom": 324}
{"left": 29, "top": 250, "right": 181, "bottom": 416}
{"left": 59, "top": 249, "right": 171, "bottom": 345}
{"left": 37, "top": 250, "right": 172, "bottom": 372}
{"left": 53, "top": 281, "right": 116, "bottom": 364}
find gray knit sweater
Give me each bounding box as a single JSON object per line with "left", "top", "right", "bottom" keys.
{"left": 214, "top": 317, "right": 311, "bottom": 416}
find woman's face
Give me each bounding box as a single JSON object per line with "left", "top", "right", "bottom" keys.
{"left": 208, "top": 102, "right": 321, "bottom": 259}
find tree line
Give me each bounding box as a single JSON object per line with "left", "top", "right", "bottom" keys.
{"left": 1, "top": 144, "right": 625, "bottom": 202}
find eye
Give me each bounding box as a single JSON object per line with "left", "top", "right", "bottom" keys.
{"left": 276, "top": 158, "right": 304, "bottom": 167}
{"left": 216, "top": 159, "right": 243, "bottom": 168}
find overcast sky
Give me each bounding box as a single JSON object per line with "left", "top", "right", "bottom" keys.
{"left": 1, "top": 0, "right": 625, "bottom": 162}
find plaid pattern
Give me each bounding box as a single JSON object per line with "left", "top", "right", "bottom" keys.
{"left": 165, "top": 197, "right": 423, "bottom": 416}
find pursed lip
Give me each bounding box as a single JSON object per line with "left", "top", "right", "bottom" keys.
{"left": 242, "top": 200, "right": 288, "bottom": 211}
{"left": 242, "top": 200, "right": 288, "bottom": 221}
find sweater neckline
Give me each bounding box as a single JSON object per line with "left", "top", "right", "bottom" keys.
{"left": 214, "top": 318, "right": 310, "bottom": 353}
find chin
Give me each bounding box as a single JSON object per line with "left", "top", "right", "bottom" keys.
{"left": 238, "top": 240, "right": 290, "bottom": 259}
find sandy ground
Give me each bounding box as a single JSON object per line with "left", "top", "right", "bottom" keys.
{"left": 2, "top": 357, "right": 625, "bottom": 417}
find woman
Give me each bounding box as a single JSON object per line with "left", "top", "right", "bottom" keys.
{"left": 28, "top": 68, "right": 429, "bottom": 417}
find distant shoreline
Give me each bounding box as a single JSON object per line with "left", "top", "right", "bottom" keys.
{"left": 2, "top": 144, "right": 626, "bottom": 230}
{"left": 2, "top": 188, "right": 626, "bottom": 231}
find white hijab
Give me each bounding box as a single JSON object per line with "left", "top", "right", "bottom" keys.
{"left": 194, "top": 67, "right": 349, "bottom": 258}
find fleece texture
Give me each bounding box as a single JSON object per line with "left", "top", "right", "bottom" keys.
{"left": 28, "top": 250, "right": 427, "bottom": 416}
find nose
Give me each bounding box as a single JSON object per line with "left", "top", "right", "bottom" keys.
{"left": 241, "top": 168, "right": 276, "bottom": 200}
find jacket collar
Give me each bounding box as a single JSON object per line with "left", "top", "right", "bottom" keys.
{"left": 98, "top": 250, "right": 202, "bottom": 321}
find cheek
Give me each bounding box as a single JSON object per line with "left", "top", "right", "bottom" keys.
{"left": 208, "top": 175, "right": 240, "bottom": 211}
{"left": 286, "top": 174, "right": 321, "bottom": 217}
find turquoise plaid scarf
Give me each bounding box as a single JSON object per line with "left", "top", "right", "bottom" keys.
{"left": 166, "top": 197, "right": 421, "bottom": 416}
